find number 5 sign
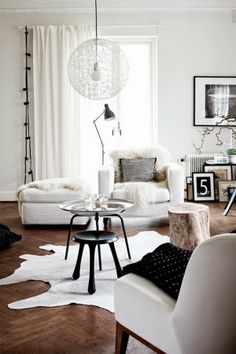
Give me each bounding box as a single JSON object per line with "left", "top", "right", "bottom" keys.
{"left": 192, "top": 172, "right": 215, "bottom": 201}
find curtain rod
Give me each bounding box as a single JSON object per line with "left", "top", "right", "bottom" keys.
{"left": 18, "top": 24, "right": 164, "bottom": 30}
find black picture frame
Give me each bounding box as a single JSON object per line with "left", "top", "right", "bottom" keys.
{"left": 192, "top": 172, "right": 215, "bottom": 201}
{"left": 193, "top": 76, "right": 236, "bottom": 126}
{"left": 203, "top": 164, "right": 232, "bottom": 200}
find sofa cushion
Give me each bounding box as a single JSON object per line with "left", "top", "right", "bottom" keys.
{"left": 120, "top": 158, "right": 156, "bottom": 182}
{"left": 18, "top": 188, "right": 85, "bottom": 203}
{"left": 17, "top": 177, "right": 91, "bottom": 203}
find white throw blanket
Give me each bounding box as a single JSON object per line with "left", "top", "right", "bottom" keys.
{"left": 16, "top": 178, "right": 91, "bottom": 199}
{"left": 114, "top": 180, "right": 168, "bottom": 206}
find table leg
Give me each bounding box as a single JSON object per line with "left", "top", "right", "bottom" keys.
{"left": 73, "top": 243, "right": 85, "bottom": 280}
{"left": 109, "top": 242, "right": 123, "bottom": 278}
{"left": 112, "top": 214, "right": 131, "bottom": 259}
{"left": 95, "top": 212, "right": 102, "bottom": 271}
{"left": 88, "top": 243, "right": 96, "bottom": 294}
{"left": 65, "top": 214, "right": 79, "bottom": 260}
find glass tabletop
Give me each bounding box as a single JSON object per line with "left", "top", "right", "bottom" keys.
{"left": 58, "top": 198, "right": 133, "bottom": 216}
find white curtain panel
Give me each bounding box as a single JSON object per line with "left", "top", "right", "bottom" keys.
{"left": 32, "top": 25, "right": 93, "bottom": 180}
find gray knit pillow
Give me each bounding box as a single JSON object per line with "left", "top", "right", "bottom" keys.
{"left": 120, "top": 158, "right": 156, "bottom": 182}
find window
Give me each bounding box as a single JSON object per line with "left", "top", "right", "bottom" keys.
{"left": 80, "top": 35, "right": 158, "bottom": 190}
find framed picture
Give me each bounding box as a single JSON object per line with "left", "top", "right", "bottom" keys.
{"left": 194, "top": 76, "right": 236, "bottom": 126}
{"left": 218, "top": 180, "right": 236, "bottom": 202}
{"left": 186, "top": 176, "right": 193, "bottom": 201}
{"left": 192, "top": 172, "right": 215, "bottom": 201}
{"left": 227, "top": 186, "right": 236, "bottom": 201}
{"left": 203, "top": 164, "right": 232, "bottom": 199}
{"left": 187, "top": 183, "right": 193, "bottom": 201}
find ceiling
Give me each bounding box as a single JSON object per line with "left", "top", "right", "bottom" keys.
{"left": 0, "top": 0, "right": 236, "bottom": 11}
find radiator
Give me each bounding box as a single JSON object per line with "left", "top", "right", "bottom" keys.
{"left": 184, "top": 153, "right": 215, "bottom": 177}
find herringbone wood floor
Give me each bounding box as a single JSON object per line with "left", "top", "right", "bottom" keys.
{"left": 0, "top": 201, "right": 235, "bottom": 354}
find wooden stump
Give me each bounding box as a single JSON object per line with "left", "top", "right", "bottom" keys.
{"left": 168, "top": 202, "right": 210, "bottom": 250}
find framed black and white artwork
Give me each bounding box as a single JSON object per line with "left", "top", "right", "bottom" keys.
{"left": 194, "top": 76, "right": 236, "bottom": 126}
{"left": 203, "top": 164, "right": 232, "bottom": 181}
{"left": 192, "top": 172, "right": 215, "bottom": 201}
{"left": 218, "top": 180, "right": 236, "bottom": 202}
{"left": 203, "top": 164, "right": 232, "bottom": 199}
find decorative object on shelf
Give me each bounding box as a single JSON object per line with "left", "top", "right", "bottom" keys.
{"left": 192, "top": 126, "right": 236, "bottom": 154}
{"left": 213, "top": 152, "right": 228, "bottom": 163}
{"left": 192, "top": 172, "right": 215, "bottom": 202}
{"left": 23, "top": 26, "right": 34, "bottom": 184}
{"left": 67, "top": 0, "right": 129, "bottom": 100}
{"left": 226, "top": 147, "right": 236, "bottom": 163}
{"left": 93, "top": 104, "right": 116, "bottom": 165}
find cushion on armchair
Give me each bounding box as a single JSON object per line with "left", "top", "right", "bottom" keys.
{"left": 120, "top": 158, "right": 156, "bottom": 182}
{"left": 110, "top": 146, "right": 171, "bottom": 183}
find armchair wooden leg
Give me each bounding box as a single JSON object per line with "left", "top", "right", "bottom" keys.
{"left": 115, "top": 322, "right": 129, "bottom": 354}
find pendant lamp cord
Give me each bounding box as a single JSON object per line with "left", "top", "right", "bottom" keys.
{"left": 95, "top": 0, "right": 98, "bottom": 62}
{"left": 95, "top": 0, "right": 98, "bottom": 40}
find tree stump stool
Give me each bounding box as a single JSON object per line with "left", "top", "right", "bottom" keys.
{"left": 168, "top": 202, "right": 210, "bottom": 250}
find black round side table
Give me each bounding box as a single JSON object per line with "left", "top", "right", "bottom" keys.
{"left": 72, "top": 230, "right": 123, "bottom": 294}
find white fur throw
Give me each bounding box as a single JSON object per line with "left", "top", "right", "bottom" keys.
{"left": 16, "top": 178, "right": 91, "bottom": 198}
{"left": 110, "top": 146, "right": 172, "bottom": 183}
{"left": 114, "top": 180, "right": 168, "bottom": 206}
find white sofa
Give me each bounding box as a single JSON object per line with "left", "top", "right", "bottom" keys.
{"left": 17, "top": 178, "right": 90, "bottom": 225}
{"left": 98, "top": 146, "right": 184, "bottom": 218}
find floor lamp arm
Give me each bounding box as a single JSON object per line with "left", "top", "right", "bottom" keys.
{"left": 93, "top": 110, "right": 105, "bottom": 165}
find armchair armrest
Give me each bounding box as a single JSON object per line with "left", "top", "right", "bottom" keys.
{"left": 166, "top": 163, "right": 184, "bottom": 203}
{"left": 98, "top": 165, "right": 115, "bottom": 197}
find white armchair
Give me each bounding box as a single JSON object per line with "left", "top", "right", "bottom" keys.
{"left": 114, "top": 234, "right": 236, "bottom": 354}
{"left": 98, "top": 146, "right": 184, "bottom": 217}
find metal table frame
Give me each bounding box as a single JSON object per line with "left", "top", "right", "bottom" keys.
{"left": 59, "top": 199, "right": 133, "bottom": 266}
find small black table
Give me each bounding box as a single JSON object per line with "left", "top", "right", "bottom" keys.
{"left": 59, "top": 199, "right": 133, "bottom": 263}
{"left": 72, "top": 230, "right": 122, "bottom": 294}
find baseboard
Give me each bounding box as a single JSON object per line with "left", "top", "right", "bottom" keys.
{"left": 0, "top": 191, "right": 17, "bottom": 201}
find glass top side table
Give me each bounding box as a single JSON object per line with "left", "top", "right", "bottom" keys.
{"left": 59, "top": 198, "right": 133, "bottom": 262}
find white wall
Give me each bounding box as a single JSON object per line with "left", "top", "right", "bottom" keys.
{"left": 0, "top": 9, "right": 236, "bottom": 200}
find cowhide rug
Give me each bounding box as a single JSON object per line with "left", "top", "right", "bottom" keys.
{"left": 0, "top": 231, "right": 169, "bottom": 311}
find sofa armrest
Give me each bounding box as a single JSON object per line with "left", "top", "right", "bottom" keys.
{"left": 98, "top": 165, "right": 115, "bottom": 197}
{"left": 166, "top": 163, "right": 184, "bottom": 203}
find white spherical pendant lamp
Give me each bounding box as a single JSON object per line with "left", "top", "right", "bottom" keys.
{"left": 67, "top": 0, "right": 129, "bottom": 100}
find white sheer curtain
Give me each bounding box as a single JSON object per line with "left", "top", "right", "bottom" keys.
{"left": 32, "top": 25, "right": 93, "bottom": 180}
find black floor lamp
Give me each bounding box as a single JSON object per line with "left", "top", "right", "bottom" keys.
{"left": 93, "top": 104, "right": 115, "bottom": 165}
